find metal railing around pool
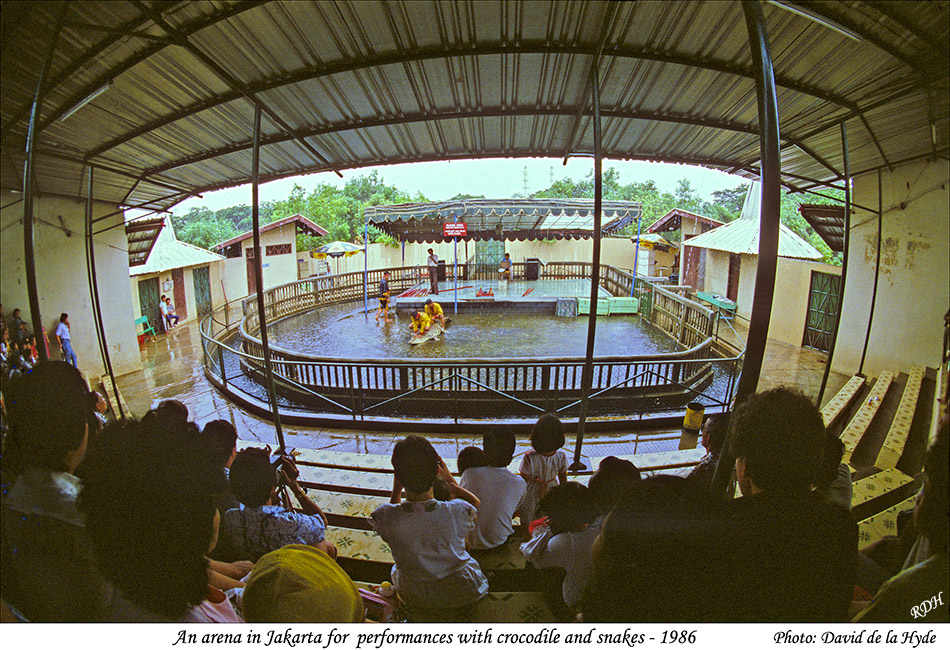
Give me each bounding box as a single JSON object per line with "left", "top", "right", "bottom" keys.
{"left": 200, "top": 262, "right": 744, "bottom": 426}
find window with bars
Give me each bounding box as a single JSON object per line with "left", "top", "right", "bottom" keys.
{"left": 266, "top": 244, "right": 292, "bottom": 255}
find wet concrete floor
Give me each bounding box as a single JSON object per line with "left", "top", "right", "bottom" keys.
{"left": 113, "top": 318, "right": 849, "bottom": 461}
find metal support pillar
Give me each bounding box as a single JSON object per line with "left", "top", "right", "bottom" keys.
{"left": 817, "top": 121, "right": 852, "bottom": 402}
{"left": 570, "top": 61, "right": 603, "bottom": 472}
{"left": 84, "top": 167, "right": 124, "bottom": 418}
{"left": 630, "top": 215, "right": 642, "bottom": 295}
{"left": 732, "top": 1, "right": 782, "bottom": 406}
{"left": 363, "top": 215, "right": 369, "bottom": 316}
{"left": 250, "top": 104, "right": 285, "bottom": 450}
{"left": 22, "top": 3, "right": 67, "bottom": 362}
{"left": 453, "top": 214, "right": 459, "bottom": 314}
{"left": 713, "top": 1, "right": 781, "bottom": 497}
{"left": 858, "top": 169, "right": 883, "bottom": 374}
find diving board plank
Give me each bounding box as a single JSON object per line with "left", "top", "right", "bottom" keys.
{"left": 856, "top": 495, "right": 915, "bottom": 551}
{"left": 841, "top": 371, "right": 893, "bottom": 465}
{"left": 851, "top": 468, "right": 914, "bottom": 508}
{"left": 821, "top": 375, "right": 866, "bottom": 426}
{"left": 875, "top": 367, "right": 924, "bottom": 470}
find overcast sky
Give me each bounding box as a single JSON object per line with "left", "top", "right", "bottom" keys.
{"left": 166, "top": 157, "right": 745, "bottom": 216}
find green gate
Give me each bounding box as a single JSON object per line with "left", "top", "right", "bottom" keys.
{"left": 193, "top": 266, "right": 213, "bottom": 317}
{"left": 474, "top": 239, "right": 504, "bottom": 277}
{"left": 802, "top": 270, "right": 841, "bottom": 352}
{"left": 137, "top": 276, "right": 164, "bottom": 333}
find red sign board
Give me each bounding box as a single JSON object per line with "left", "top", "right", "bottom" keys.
{"left": 443, "top": 222, "right": 467, "bottom": 237}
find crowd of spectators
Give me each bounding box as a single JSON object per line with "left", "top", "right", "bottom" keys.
{"left": 0, "top": 358, "right": 946, "bottom": 623}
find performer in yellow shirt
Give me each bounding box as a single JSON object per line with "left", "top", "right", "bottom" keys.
{"left": 424, "top": 299, "right": 445, "bottom": 327}
{"left": 411, "top": 310, "right": 432, "bottom": 336}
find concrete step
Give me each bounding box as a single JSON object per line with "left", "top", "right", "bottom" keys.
{"left": 875, "top": 367, "right": 924, "bottom": 470}
{"left": 856, "top": 495, "right": 915, "bottom": 552}
{"left": 841, "top": 371, "right": 893, "bottom": 466}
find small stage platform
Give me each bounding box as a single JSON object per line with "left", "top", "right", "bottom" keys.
{"left": 394, "top": 278, "right": 611, "bottom": 313}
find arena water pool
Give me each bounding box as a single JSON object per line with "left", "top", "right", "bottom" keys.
{"left": 265, "top": 279, "right": 681, "bottom": 359}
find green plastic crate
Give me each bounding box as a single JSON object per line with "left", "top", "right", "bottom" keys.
{"left": 607, "top": 296, "right": 639, "bottom": 314}
{"left": 577, "top": 297, "right": 610, "bottom": 315}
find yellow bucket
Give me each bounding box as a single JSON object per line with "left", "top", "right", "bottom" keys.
{"left": 683, "top": 402, "right": 705, "bottom": 432}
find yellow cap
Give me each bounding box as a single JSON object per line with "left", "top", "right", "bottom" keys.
{"left": 242, "top": 545, "right": 363, "bottom": 622}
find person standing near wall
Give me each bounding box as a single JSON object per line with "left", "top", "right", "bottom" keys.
{"left": 55, "top": 313, "right": 77, "bottom": 368}
{"left": 427, "top": 248, "right": 439, "bottom": 295}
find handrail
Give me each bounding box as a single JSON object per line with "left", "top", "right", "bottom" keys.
{"left": 200, "top": 262, "right": 738, "bottom": 422}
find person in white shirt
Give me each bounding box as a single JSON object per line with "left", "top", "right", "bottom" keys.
{"left": 520, "top": 482, "right": 600, "bottom": 610}
{"left": 427, "top": 248, "right": 439, "bottom": 295}
{"left": 371, "top": 436, "right": 488, "bottom": 611}
{"left": 54, "top": 313, "right": 77, "bottom": 368}
{"left": 461, "top": 427, "right": 526, "bottom": 550}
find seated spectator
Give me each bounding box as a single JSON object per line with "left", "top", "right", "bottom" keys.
{"left": 587, "top": 456, "right": 641, "bottom": 516}
{"left": 371, "top": 435, "right": 488, "bottom": 610}
{"left": 203, "top": 419, "right": 241, "bottom": 512}
{"left": 0, "top": 361, "right": 111, "bottom": 621}
{"left": 87, "top": 391, "right": 109, "bottom": 435}
{"left": 10, "top": 308, "right": 28, "bottom": 345}
{"left": 519, "top": 413, "right": 568, "bottom": 524}
{"left": 855, "top": 418, "right": 949, "bottom": 622}
{"left": 457, "top": 445, "right": 486, "bottom": 475}
{"left": 687, "top": 413, "right": 729, "bottom": 490}
{"left": 461, "top": 427, "right": 525, "bottom": 550}
{"left": 241, "top": 545, "right": 364, "bottom": 623}
{"left": 150, "top": 398, "right": 189, "bottom": 423}
{"left": 815, "top": 432, "right": 851, "bottom": 510}
{"left": 580, "top": 475, "right": 727, "bottom": 622}
{"left": 79, "top": 414, "right": 240, "bottom": 622}
{"left": 216, "top": 447, "right": 334, "bottom": 562}
{"left": 521, "top": 482, "right": 599, "bottom": 610}
{"left": 164, "top": 297, "right": 180, "bottom": 329}
{"left": 726, "top": 387, "right": 857, "bottom": 621}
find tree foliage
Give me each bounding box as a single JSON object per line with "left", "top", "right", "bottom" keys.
{"left": 171, "top": 166, "right": 841, "bottom": 265}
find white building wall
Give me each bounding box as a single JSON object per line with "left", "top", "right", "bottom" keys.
{"left": 833, "top": 158, "right": 949, "bottom": 377}
{"left": 1, "top": 193, "right": 142, "bottom": 377}
{"left": 768, "top": 258, "right": 842, "bottom": 348}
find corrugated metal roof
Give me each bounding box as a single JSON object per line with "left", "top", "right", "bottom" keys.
{"left": 125, "top": 218, "right": 164, "bottom": 268}
{"left": 130, "top": 216, "right": 224, "bottom": 276}
{"left": 212, "top": 213, "right": 327, "bottom": 251}
{"left": 1, "top": 1, "right": 946, "bottom": 212}
{"left": 799, "top": 203, "right": 846, "bottom": 253}
{"left": 367, "top": 199, "right": 642, "bottom": 243}
{"left": 682, "top": 183, "right": 821, "bottom": 259}
{"left": 647, "top": 209, "right": 724, "bottom": 234}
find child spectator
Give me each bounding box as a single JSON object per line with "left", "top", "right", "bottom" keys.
{"left": 461, "top": 427, "right": 526, "bottom": 550}
{"left": 519, "top": 413, "right": 568, "bottom": 523}
{"left": 371, "top": 435, "right": 488, "bottom": 610}
{"left": 203, "top": 419, "right": 240, "bottom": 512}
{"left": 241, "top": 545, "right": 364, "bottom": 623}
{"left": 687, "top": 413, "right": 730, "bottom": 491}
{"left": 587, "top": 456, "right": 641, "bottom": 516}
{"left": 151, "top": 398, "right": 189, "bottom": 422}
{"left": 217, "top": 447, "right": 334, "bottom": 562}
{"left": 0, "top": 361, "right": 110, "bottom": 621}
{"left": 79, "top": 415, "right": 240, "bottom": 622}
{"left": 456, "top": 445, "right": 486, "bottom": 475}
{"left": 521, "top": 482, "right": 600, "bottom": 609}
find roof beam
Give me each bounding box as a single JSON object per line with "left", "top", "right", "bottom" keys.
{"left": 131, "top": 1, "right": 342, "bottom": 178}
{"left": 62, "top": 20, "right": 181, "bottom": 45}
{"left": 0, "top": 1, "right": 266, "bottom": 147}
{"left": 138, "top": 105, "right": 796, "bottom": 179}
{"left": 35, "top": 149, "right": 198, "bottom": 197}
{"left": 83, "top": 41, "right": 874, "bottom": 162}
{"left": 560, "top": 2, "right": 620, "bottom": 164}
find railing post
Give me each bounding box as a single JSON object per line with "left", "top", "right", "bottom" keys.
{"left": 217, "top": 343, "right": 227, "bottom": 388}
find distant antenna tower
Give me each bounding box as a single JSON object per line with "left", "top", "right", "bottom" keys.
{"left": 523, "top": 166, "right": 528, "bottom": 196}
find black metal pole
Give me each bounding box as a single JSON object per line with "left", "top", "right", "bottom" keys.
{"left": 713, "top": 1, "right": 782, "bottom": 498}
{"left": 858, "top": 169, "right": 883, "bottom": 375}
{"left": 84, "top": 166, "right": 124, "bottom": 418}
{"left": 22, "top": 3, "right": 67, "bottom": 362}
{"left": 732, "top": 0, "right": 781, "bottom": 406}
{"left": 816, "top": 120, "right": 851, "bottom": 404}
{"left": 250, "top": 104, "right": 285, "bottom": 450}
{"left": 570, "top": 60, "right": 603, "bottom": 472}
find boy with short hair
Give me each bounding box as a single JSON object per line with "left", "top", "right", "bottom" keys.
{"left": 375, "top": 271, "right": 392, "bottom": 323}
{"left": 461, "top": 427, "right": 526, "bottom": 549}
{"left": 371, "top": 436, "right": 488, "bottom": 609}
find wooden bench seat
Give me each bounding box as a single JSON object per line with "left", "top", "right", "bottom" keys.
{"left": 856, "top": 495, "right": 915, "bottom": 551}
{"left": 851, "top": 468, "right": 914, "bottom": 508}
{"left": 875, "top": 367, "right": 924, "bottom": 470}
{"left": 841, "top": 371, "right": 893, "bottom": 465}
{"left": 821, "top": 374, "right": 866, "bottom": 427}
